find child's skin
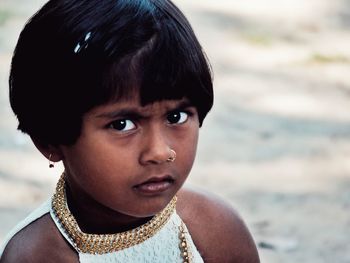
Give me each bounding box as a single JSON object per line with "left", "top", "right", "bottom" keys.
{"left": 1, "top": 93, "right": 260, "bottom": 262}
{"left": 0, "top": 0, "right": 260, "bottom": 261}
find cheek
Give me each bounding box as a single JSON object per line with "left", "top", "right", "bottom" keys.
{"left": 178, "top": 127, "right": 199, "bottom": 175}
{"left": 63, "top": 143, "right": 135, "bottom": 209}
{"left": 62, "top": 138, "right": 132, "bottom": 185}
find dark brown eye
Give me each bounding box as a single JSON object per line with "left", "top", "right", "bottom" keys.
{"left": 109, "top": 119, "right": 136, "bottom": 131}
{"left": 167, "top": 111, "right": 188, "bottom": 124}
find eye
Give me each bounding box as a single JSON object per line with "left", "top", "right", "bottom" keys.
{"left": 167, "top": 111, "right": 189, "bottom": 124}
{"left": 109, "top": 119, "right": 136, "bottom": 132}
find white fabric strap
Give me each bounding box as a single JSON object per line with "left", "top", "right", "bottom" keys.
{"left": 1, "top": 199, "right": 204, "bottom": 263}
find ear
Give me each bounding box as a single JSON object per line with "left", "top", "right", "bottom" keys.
{"left": 31, "top": 137, "right": 63, "bottom": 163}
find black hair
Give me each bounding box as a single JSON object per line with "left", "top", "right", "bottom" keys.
{"left": 9, "top": 0, "right": 213, "bottom": 146}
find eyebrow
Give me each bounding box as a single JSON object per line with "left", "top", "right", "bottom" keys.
{"left": 95, "top": 100, "right": 194, "bottom": 120}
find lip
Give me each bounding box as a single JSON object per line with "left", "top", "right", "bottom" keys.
{"left": 133, "top": 175, "right": 175, "bottom": 195}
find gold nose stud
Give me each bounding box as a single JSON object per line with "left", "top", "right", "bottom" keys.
{"left": 166, "top": 149, "right": 176, "bottom": 162}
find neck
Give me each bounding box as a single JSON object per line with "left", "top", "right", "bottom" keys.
{"left": 51, "top": 173, "right": 178, "bottom": 254}
{"left": 65, "top": 182, "right": 152, "bottom": 234}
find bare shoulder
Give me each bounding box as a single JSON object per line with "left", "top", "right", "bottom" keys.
{"left": 177, "top": 188, "right": 260, "bottom": 263}
{"left": 1, "top": 214, "right": 78, "bottom": 263}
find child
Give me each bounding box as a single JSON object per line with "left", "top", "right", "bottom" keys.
{"left": 0, "top": 0, "right": 260, "bottom": 262}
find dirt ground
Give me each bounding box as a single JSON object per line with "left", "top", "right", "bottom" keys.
{"left": 1, "top": 1, "right": 350, "bottom": 262}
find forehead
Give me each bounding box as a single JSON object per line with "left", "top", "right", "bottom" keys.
{"left": 87, "top": 97, "right": 191, "bottom": 118}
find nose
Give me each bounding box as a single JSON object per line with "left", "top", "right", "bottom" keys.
{"left": 139, "top": 125, "right": 173, "bottom": 165}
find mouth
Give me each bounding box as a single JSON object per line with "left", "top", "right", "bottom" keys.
{"left": 133, "top": 175, "right": 175, "bottom": 195}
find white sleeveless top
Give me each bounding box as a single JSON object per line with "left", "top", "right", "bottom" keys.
{"left": 0, "top": 200, "right": 204, "bottom": 262}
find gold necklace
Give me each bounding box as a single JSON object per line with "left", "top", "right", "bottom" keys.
{"left": 51, "top": 173, "right": 192, "bottom": 262}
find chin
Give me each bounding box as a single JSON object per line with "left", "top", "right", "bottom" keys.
{"left": 127, "top": 194, "right": 177, "bottom": 218}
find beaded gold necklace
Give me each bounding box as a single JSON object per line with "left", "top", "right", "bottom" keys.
{"left": 51, "top": 173, "right": 192, "bottom": 262}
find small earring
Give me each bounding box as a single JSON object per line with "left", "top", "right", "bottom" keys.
{"left": 49, "top": 154, "right": 54, "bottom": 168}
{"left": 167, "top": 149, "right": 176, "bottom": 162}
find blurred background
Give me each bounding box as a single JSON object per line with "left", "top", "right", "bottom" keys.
{"left": 1, "top": 0, "right": 350, "bottom": 262}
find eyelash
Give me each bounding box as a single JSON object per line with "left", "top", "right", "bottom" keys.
{"left": 107, "top": 109, "right": 193, "bottom": 132}
{"left": 108, "top": 119, "right": 136, "bottom": 132}
{"left": 166, "top": 110, "right": 192, "bottom": 125}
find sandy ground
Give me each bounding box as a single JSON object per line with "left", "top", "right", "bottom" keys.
{"left": 1, "top": 0, "right": 350, "bottom": 262}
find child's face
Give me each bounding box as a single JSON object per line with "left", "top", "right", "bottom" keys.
{"left": 59, "top": 95, "right": 199, "bottom": 218}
